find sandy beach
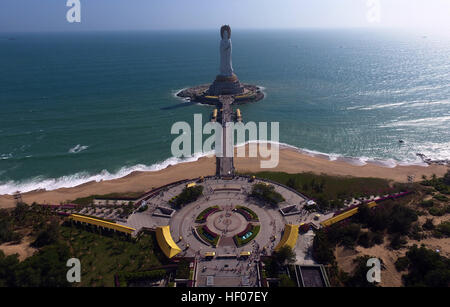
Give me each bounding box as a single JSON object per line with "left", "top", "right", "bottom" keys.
{"left": 0, "top": 146, "right": 447, "bottom": 208}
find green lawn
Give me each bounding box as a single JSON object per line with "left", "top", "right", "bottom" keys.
{"left": 234, "top": 224, "right": 260, "bottom": 247}
{"left": 246, "top": 171, "right": 401, "bottom": 200}
{"left": 244, "top": 171, "right": 408, "bottom": 211}
{"left": 235, "top": 205, "right": 259, "bottom": 221}
{"left": 196, "top": 226, "right": 220, "bottom": 247}
{"left": 195, "top": 206, "right": 220, "bottom": 223}
{"left": 60, "top": 224, "right": 165, "bottom": 286}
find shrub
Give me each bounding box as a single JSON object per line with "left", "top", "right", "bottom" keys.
{"left": 263, "top": 257, "right": 279, "bottom": 278}
{"left": 170, "top": 186, "right": 203, "bottom": 208}
{"left": 433, "top": 194, "right": 448, "bottom": 202}
{"left": 312, "top": 230, "right": 335, "bottom": 264}
{"left": 250, "top": 183, "right": 285, "bottom": 207}
{"left": 1, "top": 243, "right": 72, "bottom": 287}
{"left": 137, "top": 204, "right": 148, "bottom": 212}
{"left": 433, "top": 221, "right": 450, "bottom": 238}
{"left": 279, "top": 274, "right": 296, "bottom": 287}
{"left": 389, "top": 234, "right": 407, "bottom": 250}
{"left": 32, "top": 219, "right": 60, "bottom": 248}
{"left": 401, "top": 245, "right": 450, "bottom": 287}
{"left": 0, "top": 211, "right": 23, "bottom": 244}
{"left": 340, "top": 224, "right": 361, "bottom": 249}
{"left": 273, "top": 246, "right": 296, "bottom": 265}
{"left": 387, "top": 205, "right": 418, "bottom": 235}
{"left": 176, "top": 259, "right": 190, "bottom": 279}
{"left": 395, "top": 256, "right": 410, "bottom": 271}
{"left": 444, "top": 170, "right": 450, "bottom": 185}
{"left": 422, "top": 219, "right": 435, "bottom": 231}
{"left": 355, "top": 203, "right": 372, "bottom": 226}
{"left": 343, "top": 256, "right": 379, "bottom": 287}
{"left": 428, "top": 206, "right": 446, "bottom": 216}
{"left": 372, "top": 231, "right": 384, "bottom": 245}
{"left": 408, "top": 224, "right": 423, "bottom": 241}
{"left": 420, "top": 200, "right": 434, "bottom": 208}
{"left": 357, "top": 232, "right": 374, "bottom": 248}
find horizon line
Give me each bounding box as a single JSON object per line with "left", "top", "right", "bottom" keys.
{"left": 0, "top": 25, "right": 445, "bottom": 35}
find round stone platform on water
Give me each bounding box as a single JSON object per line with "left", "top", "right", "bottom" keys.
{"left": 177, "top": 84, "right": 264, "bottom": 105}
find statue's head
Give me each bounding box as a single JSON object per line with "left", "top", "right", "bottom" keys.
{"left": 220, "top": 25, "right": 231, "bottom": 40}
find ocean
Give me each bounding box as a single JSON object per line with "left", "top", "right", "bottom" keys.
{"left": 0, "top": 29, "right": 449, "bottom": 194}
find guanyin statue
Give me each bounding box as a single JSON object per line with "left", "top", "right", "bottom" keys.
{"left": 219, "top": 25, "right": 234, "bottom": 77}
{"left": 177, "top": 24, "right": 264, "bottom": 102}
{"left": 207, "top": 25, "right": 244, "bottom": 95}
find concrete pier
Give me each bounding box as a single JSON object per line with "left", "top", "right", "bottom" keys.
{"left": 216, "top": 96, "right": 235, "bottom": 177}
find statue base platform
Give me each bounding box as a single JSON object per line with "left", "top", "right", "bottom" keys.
{"left": 207, "top": 74, "right": 245, "bottom": 96}
{"left": 177, "top": 77, "right": 264, "bottom": 105}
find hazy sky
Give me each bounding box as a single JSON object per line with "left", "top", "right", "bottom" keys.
{"left": 0, "top": 0, "right": 449, "bottom": 32}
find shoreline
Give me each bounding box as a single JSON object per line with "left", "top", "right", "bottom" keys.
{"left": 0, "top": 146, "right": 447, "bottom": 209}
{"left": 1, "top": 141, "right": 446, "bottom": 195}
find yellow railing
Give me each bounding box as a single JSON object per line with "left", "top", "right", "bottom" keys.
{"left": 320, "top": 201, "right": 378, "bottom": 227}
{"left": 69, "top": 214, "right": 136, "bottom": 235}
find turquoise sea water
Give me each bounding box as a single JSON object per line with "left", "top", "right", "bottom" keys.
{"left": 0, "top": 29, "right": 449, "bottom": 194}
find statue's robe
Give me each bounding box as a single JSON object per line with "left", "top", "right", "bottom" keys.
{"left": 219, "top": 33, "right": 234, "bottom": 77}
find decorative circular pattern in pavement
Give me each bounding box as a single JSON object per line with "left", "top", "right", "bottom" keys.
{"left": 207, "top": 209, "right": 247, "bottom": 237}
{"left": 163, "top": 176, "right": 309, "bottom": 256}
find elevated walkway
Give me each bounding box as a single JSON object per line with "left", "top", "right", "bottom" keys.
{"left": 69, "top": 214, "right": 136, "bottom": 235}
{"left": 320, "top": 201, "right": 377, "bottom": 227}
{"left": 216, "top": 96, "right": 235, "bottom": 177}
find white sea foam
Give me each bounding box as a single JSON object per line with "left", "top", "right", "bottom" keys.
{"left": 172, "top": 88, "right": 191, "bottom": 102}
{"left": 257, "top": 85, "right": 267, "bottom": 98}
{"left": 347, "top": 99, "right": 450, "bottom": 111}
{"left": 0, "top": 150, "right": 215, "bottom": 195}
{"left": 69, "top": 144, "right": 89, "bottom": 154}
{"left": 0, "top": 153, "right": 12, "bottom": 160}
{"left": 0, "top": 140, "right": 439, "bottom": 196}
{"left": 357, "top": 84, "right": 449, "bottom": 97}
{"left": 234, "top": 140, "right": 429, "bottom": 167}
{"left": 380, "top": 116, "right": 450, "bottom": 128}
{"left": 408, "top": 99, "right": 450, "bottom": 108}
{"left": 358, "top": 101, "right": 409, "bottom": 110}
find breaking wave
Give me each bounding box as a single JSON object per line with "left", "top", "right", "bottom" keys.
{"left": 0, "top": 150, "right": 215, "bottom": 195}
{"left": 69, "top": 144, "right": 89, "bottom": 154}
{"left": 0, "top": 140, "right": 437, "bottom": 195}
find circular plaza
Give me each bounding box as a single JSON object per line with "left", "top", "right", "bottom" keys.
{"left": 126, "top": 175, "right": 314, "bottom": 259}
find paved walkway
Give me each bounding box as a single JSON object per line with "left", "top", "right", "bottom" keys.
{"left": 196, "top": 258, "right": 259, "bottom": 287}
{"left": 124, "top": 176, "right": 313, "bottom": 255}
{"left": 121, "top": 176, "right": 325, "bottom": 286}
{"left": 217, "top": 96, "right": 235, "bottom": 177}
